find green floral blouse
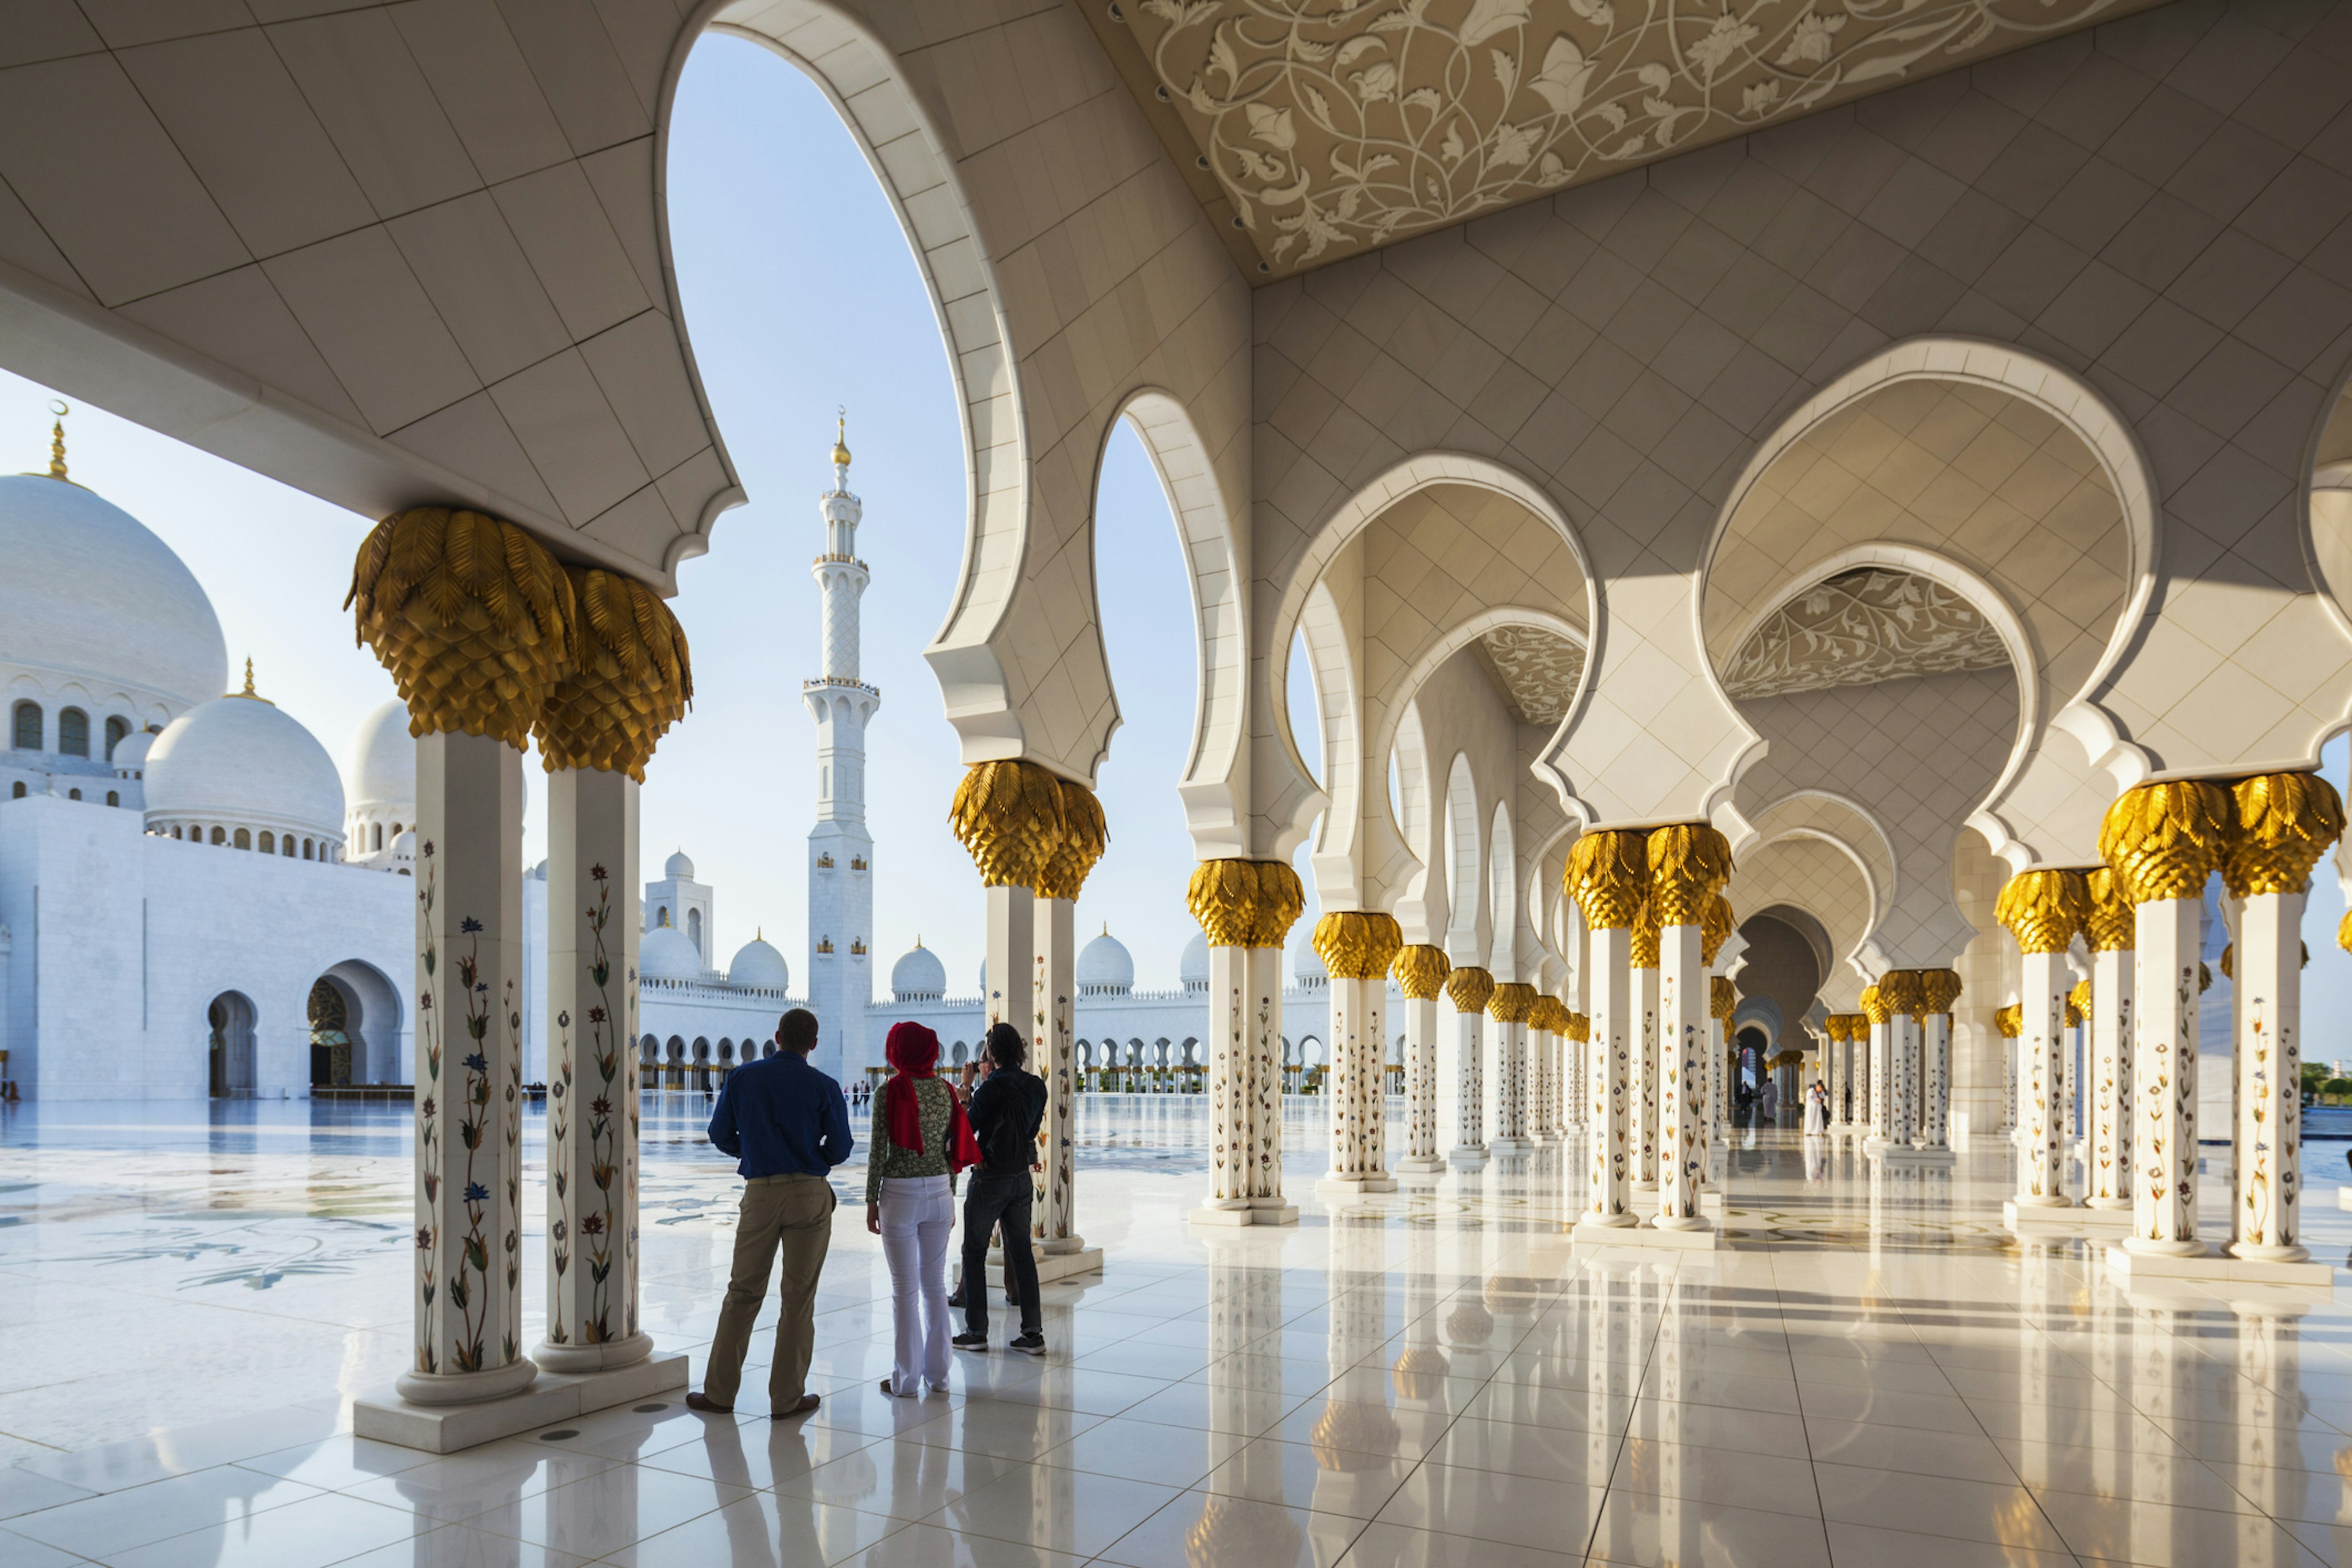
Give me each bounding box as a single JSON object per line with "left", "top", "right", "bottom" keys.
{"left": 867, "top": 1075, "right": 958, "bottom": 1207}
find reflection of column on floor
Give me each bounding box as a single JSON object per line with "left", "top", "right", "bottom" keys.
{"left": 351, "top": 507, "right": 567, "bottom": 1409}
{"left": 1394, "top": 946, "right": 1450, "bottom": 1174}
{"left": 1187, "top": 859, "right": 1306, "bottom": 1225}
{"left": 2223, "top": 772, "right": 2343, "bottom": 1266}
{"left": 1198, "top": 1227, "right": 1297, "bottom": 1561}
{"left": 2104, "top": 782, "right": 2225, "bottom": 1258}
{"left": 2232, "top": 1296, "right": 2312, "bottom": 1559}
{"left": 1631, "top": 899, "right": 1660, "bottom": 1186}
{"left": 2085, "top": 869, "right": 2135, "bottom": 1208}
{"left": 1317, "top": 911, "right": 1403, "bottom": 1194}
{"left": 1314, "top": 1213, "right": 1400, "bottom": 1513}
{"left": 2000, "top": 869, "right": 2088, "bottom": 1209}
{"left": 1445, "top": 967, "right": 1493, "bottom": 1158}
{"left": 2128, "top": 1296, "right": 2194, "bottom": 1567}
{"left": 1568, "top": 829, "right": 1647, "bottom": 1226}
{"left": 2015, "top": 1242, "right": 2063, "bottom": 1501}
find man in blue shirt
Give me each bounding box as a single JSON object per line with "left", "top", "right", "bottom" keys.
{"left": 688, "top": 1008, "right": 853, "bottom": 1419}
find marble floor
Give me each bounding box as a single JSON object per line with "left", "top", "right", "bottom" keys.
{"left": 2, "top": 1098, "right": 2351, "bottom": 1567}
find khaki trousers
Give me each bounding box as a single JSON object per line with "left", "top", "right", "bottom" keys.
{"left": 703, "top": 1173, "right": 835, "bottom": 1410}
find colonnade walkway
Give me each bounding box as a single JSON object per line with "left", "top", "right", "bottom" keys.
{"left": 2, "top": 1098, "right": 2350, "bottom": 1567}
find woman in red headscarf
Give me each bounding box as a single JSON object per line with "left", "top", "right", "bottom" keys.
{"left": 867, "top": 1020, "right": 981, "bottom": 1396}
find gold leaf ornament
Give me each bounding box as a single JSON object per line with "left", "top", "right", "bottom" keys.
{"left": 1859, "top": 984, "right": 1887, "bottom": 1026}
{"left": 1566, "top": 829, "right": 1649, "bottom": 930}
{"left": 535, "top": 567, "right": 692, "bottom": 780}
{"left": 1487, "top": 982, "right": 1539, "bottom": 1024}
{"left": 2083, "top": 867, "right": 2133, "bottom": 952}
{"left": 1313, "top": 910, "right": 1405, "bottom": 980}
{"left": 2066, "top": 979, "right": 2091, "bottom": 1029}
{"left": 951, "top": 760, "right": 1068, "bottom": 889}
{"left": 1034, "top": 780, "right": 1108, "bottom": 900}
{"left": 2098, "top": 780, "right": 2231, "bottom": 905}
{"left": 1825, "top": 1014, "right": 1851, "bottom": 1043}
{"left": 1877, "top": 970, "right": 1925, "bottom": 1022}
{"left": 1918, "top": 969, "right": 1963, "bottom": 1016}
{"left": 2221, "top": 771, "right": 2345, "bottom": 899}
{"left": 1995, "top": 869, "right": 2090, "bottom": 956}
{"left": 1392, "top": 943, "right": 1452, "bottom": 1000}
{"left": 1700, "top": 892, "right": 1735, "bottom": 964}
{"left": 1709, "top": 975, "right": 1735, "bottom": 1022}
{"left": 1185, "top": 858, "right": 1306, "bottom": 949}
{"left": 1646, "top": 823, "right": 1733, "bottom": 925}
{"left": 1630, "top": 898, "right": 1660, "bottom": 969}
{"left": 347, "top": 507, "right": 576, "bottom": 748}
{"left": 1444, "top": 966, "right": 1496, "bottom": 1014}
{"left": 1994, "top": 1003, "right": 2021, "bottom": 1039}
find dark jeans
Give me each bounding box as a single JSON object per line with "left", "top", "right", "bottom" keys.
{"left": 960, "top": 1169, "right": 1040, "bottom": 1337}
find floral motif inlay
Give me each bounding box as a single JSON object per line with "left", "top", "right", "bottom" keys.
{"left": 1118, "top": 0, "right": 2155, "bottom": 277}
{"left": 1479, "top": 625, "right": 1585, "bottom": 724}
{"left": 1721, "top": 568, "right": 2007, "bottom": 701}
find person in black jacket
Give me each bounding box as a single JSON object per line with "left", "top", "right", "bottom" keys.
{"left": 951, "top": 1021, "right": 1047, "bottom": 1354}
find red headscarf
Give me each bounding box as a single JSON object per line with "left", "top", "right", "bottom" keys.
{"left": 881, "top": 1022, "right": 981, "bottom": 1172}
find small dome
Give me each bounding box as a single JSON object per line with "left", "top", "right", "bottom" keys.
{"left": 144, "top": 687, "right": 344, "bottom": 842}
{"left": 1077, "top": 928, "right": 1134, "bottom": 995}
{"left": 0, "top": 473, "right": 227, "bottom": 710}
{"left": 1180, "top": 931, "right": 1209, "bottom": 988}
{"left": 892, "top": 943, "right": 947, "bottom": 1001}
{"left": 1294, "top": 935, "right": 1327, "bottom": 985}
{"left": 641, "top": 924, "right": 701, "bottom": 981}
{"left": 665, "top": 849, "right": 695, "bottom": 880}
{"left": 344, "top": 698, "right": 414, "bottom": 813}
{"left": 729, "top": 936, "right": 790, "bottom": 990}
{"left": 112, "top": 727, "right": 157, "bottom": 772}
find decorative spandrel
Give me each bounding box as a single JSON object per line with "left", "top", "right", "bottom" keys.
{"left": 1720, "top": 568, "right": 2008, "bottom": 701}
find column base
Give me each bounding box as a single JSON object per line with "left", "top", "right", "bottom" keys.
{"left": 1188, "top": 1203, "right": 1299, "bottom": 1227}
{"left": 1490, "top": 1136, "right": 1533, "bottom": 1152}
{"left": 2107, "top": 1243, "right": 2331, "bottom": 1289}
{"left": 2010, "top": 1192, "right": 2074, "bottom": 1209}
{"left": 360, "top": 1351, "right": 686, "bottom": 1454}
{"left": 2085, "top": 1195, "right": 2132, "bottom": 1211}
{"left": 1629, "top": 1186, "right": 1727, "bottom": 1217}
{"left": 532, "top": 1332, "right": 653, "bottom": 1376}
{"left": 394, "top": 1358, "right": 540, "bottom": 1408}
{"left": 1874, "top": 1147, "right": 1956, "bottom": 1169}
{"left": 1394, "top": 1156, "right": 1447, "bottom": 1175}
{"left": 1317, "top": 1173, "right": 1400, "bottom": 1196}
{"left": 1574, "top": 1217, "right": 1720, "bottom": 1250}
{"left": 1449, "top": 1145, "right": 1488, "bottom": 1166}
{"left": 2003, "top": 1199, "right": 2127, "bottom": 1237}
{"left": 990, "top": 1246, "right": 1102, "bottom": 1287}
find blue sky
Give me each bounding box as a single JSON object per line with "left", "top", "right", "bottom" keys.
{"left": 7, "top": 31, "right": 2350, "bottom": 1040}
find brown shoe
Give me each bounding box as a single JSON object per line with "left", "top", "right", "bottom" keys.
{"left": 772, "top": 1394, "right": 821, "bottom": 1419}
{"left": 685, "top": 1391, "right": 734, "bottom": 1415}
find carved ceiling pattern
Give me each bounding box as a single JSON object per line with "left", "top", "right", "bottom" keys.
{"left": 1478, "top": 624, "right": 1585, "bottom": 724}
{"left": 1103, "top": 0, "right": 2160, "bottom": 278}
{"left": 1721, "top": 568, "right": 2007, "bottom": 701}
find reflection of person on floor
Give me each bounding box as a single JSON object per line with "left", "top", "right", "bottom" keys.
{"left": 954, "top": 1022, "right": 1048, "bottom": 1357}
{"left": 690, "top": 1007, "right": 853, "bottom": 1420}
{"left": 870, "top": 1020, "right": 982, "bottom": 1398}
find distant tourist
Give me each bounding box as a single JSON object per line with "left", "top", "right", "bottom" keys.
{"left": 870, "top": 1021, "right": 980, "bottom": 1397}
{"left": 1803, "top": 1079, "right": 1827, "bottom": 1136}
{"left": 688, "top": 1008, "right": 851, "bottom": 1420}
{"left": 1760, "top": 1077, "right": 1779, "bottom": 1123}
{"left": 953, "top": 1022, "right": 1048, "bottom": 1357}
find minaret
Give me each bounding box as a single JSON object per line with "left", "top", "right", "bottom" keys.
{"left": 804, "top": 414, "right": 878, "bottom": 1084}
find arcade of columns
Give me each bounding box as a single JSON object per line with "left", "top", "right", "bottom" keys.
{"left": 349, "top": 507, "right": 2352, "bottom": 1436}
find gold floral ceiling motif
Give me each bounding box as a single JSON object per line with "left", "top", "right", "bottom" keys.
{"left": 1093, "top": 0, "right": 2162, "bottom": 279}
{"left": 1477, "top": 624, "right": 1585, "bottom": 724}
{"left": 1721, "top": 568, "right": 2008, "bottom": 701}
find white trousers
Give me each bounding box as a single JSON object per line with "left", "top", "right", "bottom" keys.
{"left": 880, "top": 1175, "right": 954, "bottom": 1395}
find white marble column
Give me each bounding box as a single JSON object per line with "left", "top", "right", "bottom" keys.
{"left": 1034, "top": 894, "right": 1082, "bottom": 1254}
{"left": 1565, "top": 1012, "right": 1588, "bottom": 1131}
{"left": 404, "top": 730, "right": 535, "bottom": 1403}
{"left": 1862, "top": 987, "right": 1888, "bottom": 1148}
{"left": 1318, "top": 911, "right": 1402, "bottom": 1195}
{"left": 1827, "top": 1017, "right": 1851, "bottom": 1133}
{"left": 1582, "top": 925, "right": 1634, "bottom": 1227}
{"left": 2223, "top": 772, "right": 2342, "bottom": 1264}
{"left": 1186, "top": 859, "right": 1303, "bottom": 1226}
{"left": 1631, "top": 921, "right": 1659, "bottom": 1186}
{"left": 1395, "top": 946, "right": 1448, "bottom": 1174}
{"left": 1999, "top": 870, "right": 2088, "bottom": 1209}
{"left": 538, "top": 765, "right": 648, "bottom": 1371}
{"left": 1919, "top": 971, "right": 1959, "bottom": 1151}
{"left": 2086, "top": 869, "right": 2135, "bottom": 1208}
{"left": 1880, "top": 973, "right": 1921, "bottom": 1152}
{"left": 1655, "top": 919, "right": 1711, "bottom": 1231}
{"left": 1489, "top": 985, "right": 1534, "bottom": 1148}
{"left": 983, "top": 883, "right": 1035, "bottom": 1034}
{"left": 1202, "top": 941, "right": 1256, "bottom": 1218}
{"left": 1446, "top": 968, "right": 1493, "bottom": 1157}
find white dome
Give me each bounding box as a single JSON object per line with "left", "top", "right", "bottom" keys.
{"left": 0, "top": 473, "right": 227, "bottom": 710}
{"left": 665, "top": 849, "right": 695, "bottom": 879}
{"left": 642, "top": 925, "right": 702, "bottom": 981}
{"left": 1180, "top": 931, "right": 1209, "bottom": 987}
{"left": 111, "top": 727, "right": 157, "bottom": 773}
{"left": 1077, "top": 929, "right": 1134, "bottom": 994}
{"left": 728, "top": 937, "right": 790, "bottom": 990}
{"left": 344, "top": 699, "right": 414, "bottom": 811}
{"left": 892, "top": 943, "right": 947, "bottom": 1000}
{"left": 143, "top": 690, "right": 344, "bottom": 842}
{"left": 1293, "top": 936, "right": 1327, "bottom": 984}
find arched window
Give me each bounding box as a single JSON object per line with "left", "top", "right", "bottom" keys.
{"left": 657, "top": 905, "right": 671, "bottom": 927}
{"left": 10, "top": 782, "right": 24, "bottom": 799}
{"left": 56, "top": 708, "right": 88, "bottom": 758}
{"left": 233, "top": 827, "right": 251, "bottom": 850}
{"left": 104, "top": 715, "right": 128, "bottom": 759}
{"left": 12, "top": 702, "right": 40, "bottom": 750}
{"left": 105, "top": 791, "right": 118, "bottom": 807}
{"left": 688, "top": 908, "right": 703, "bottom": 953}
{"left": 303, "top": 839, "right": 314, "bottom": 859}
{"left": 391, "top": 821, "right": 402, "bottom": 837}
{"left": 282, "top": 837, "right": 295, "bottom": 857}
{"left": 210, "top": 826, "right": 226, "bottom": 845}
{"left": 372, "top": 823, "right": 383, "bottom": 851}
{"left": 259, "top": 831, "right": 275, "bottom": 854}
{"left": 66, "top": 788, "right": 80, "bottom": 801}
{"left": 170, "top": 823, "right": 181, "bottom": 837}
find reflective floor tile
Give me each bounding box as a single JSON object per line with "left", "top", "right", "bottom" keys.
{"left": 925, "top": 1464, "right": 1183, "bottom": 1558}
{"left": 593, "top": 1491, "right": 905, "bottom": 1567}
{"left": 1096, "top": 1491, "right": 1368, "bottom": 1568}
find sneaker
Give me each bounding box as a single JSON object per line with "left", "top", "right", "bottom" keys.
{"left": 951, "top": 1332, "right": 990, "bottom": 1352}
{"left": 1009, "top": 1332, "right": 1046, "bottom": 1357}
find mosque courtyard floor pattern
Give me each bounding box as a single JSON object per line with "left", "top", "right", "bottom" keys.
{"left": 2, "top": 1096, "right": 2352, "bottom": 1566}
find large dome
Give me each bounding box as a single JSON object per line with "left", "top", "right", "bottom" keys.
{"left": 0, "top": 474, "right": 227, "bottom": 712}
{"left": 1180, "top": 931, "right": 1209, "bottom": 989}
{"left": 344, "top": 699, "right": 415, "bottom": 811}
{"left": 1077, "top": 928, "right": 1134, "bottom": 995}
{"left": 728, "top": 936, "right": 790, "bottom": 991}
{"left": 143, "top": 687, "right": 344, "bottom": 843}
{"left": 892, "top": 943, "right": 946, "bottom": 1001}
{"left": 641, "top": 925, "right": 703, "bottom": 981}
{"left": 1294, "top": 935, "right": 1327, "bottom": 986}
